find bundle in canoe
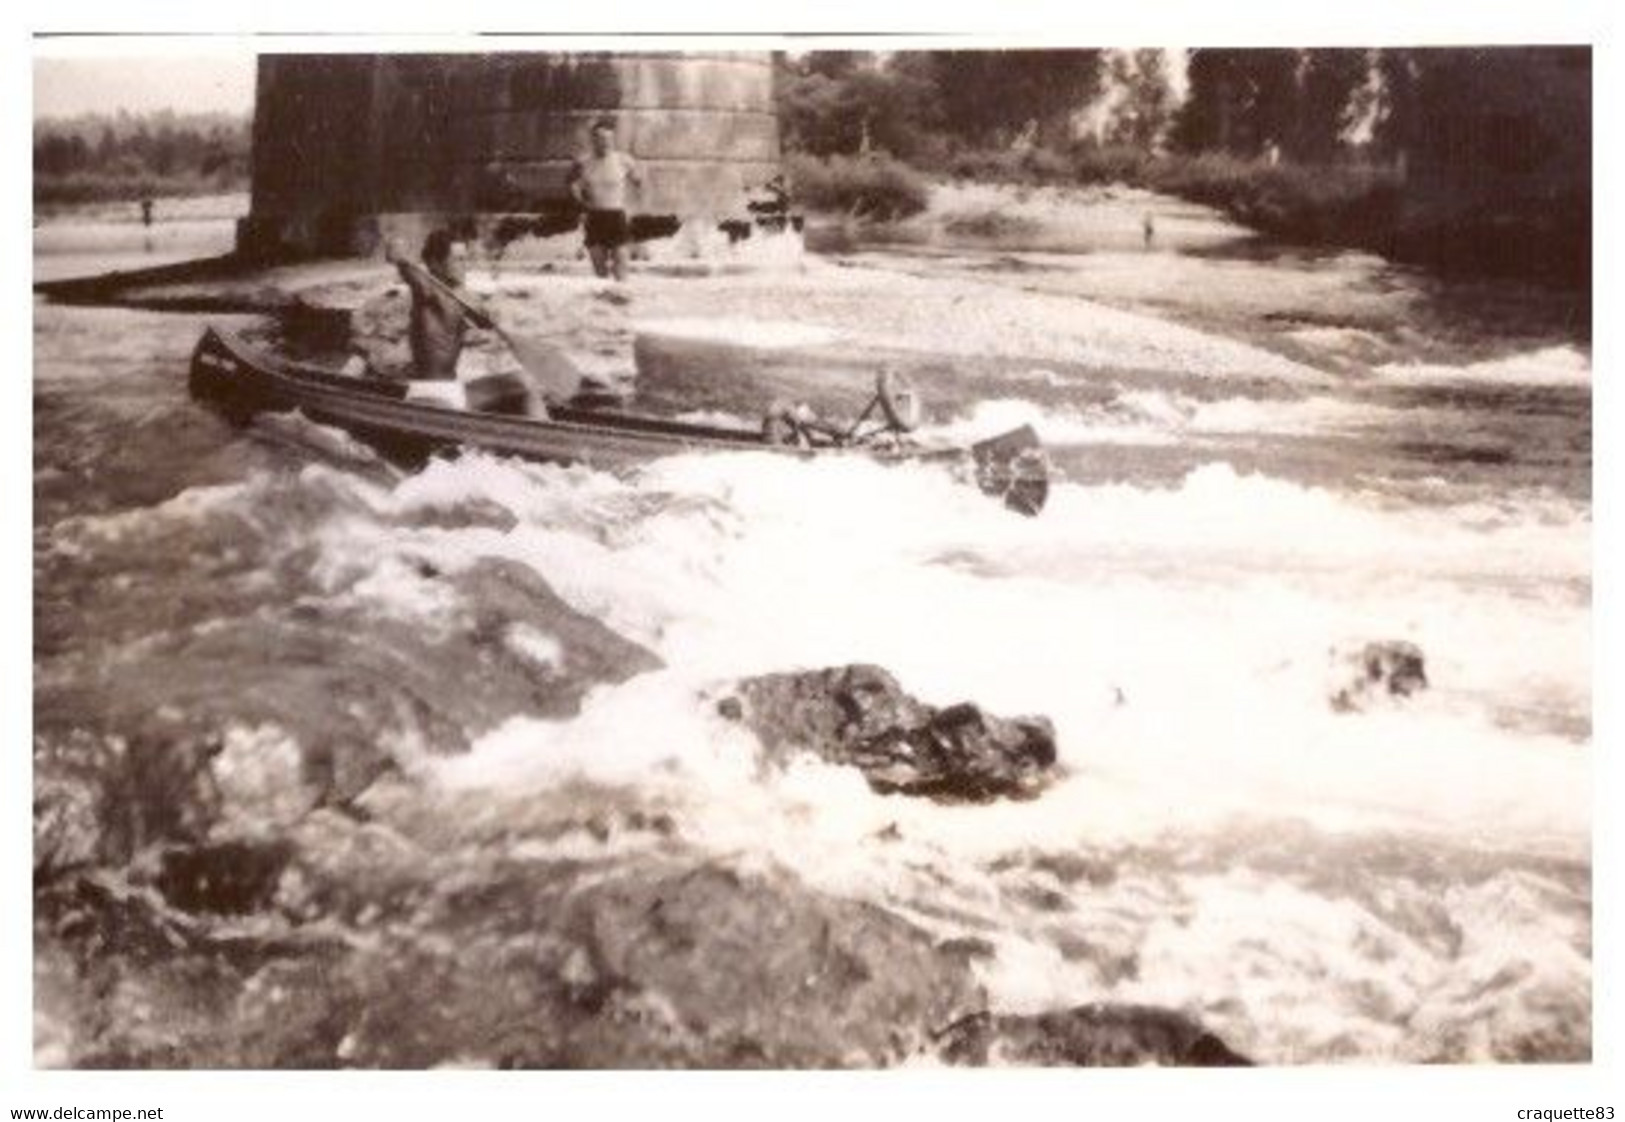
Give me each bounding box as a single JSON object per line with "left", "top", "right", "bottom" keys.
{"left": 187, "top": 327, "right": 1050, "bottom": 516}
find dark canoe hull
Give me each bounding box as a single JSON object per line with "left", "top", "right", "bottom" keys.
{"left": 187, "top": 327, "right": 1048, "bottom": 514}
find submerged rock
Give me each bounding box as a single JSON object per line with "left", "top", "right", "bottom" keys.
{"left": 39, "top": 788, "right": 1265, "bottom": 1070}
{"left": 316, "top": 858, "right": 984, "bottom": 1068}
{"left": 147, "top": 839, "right": 296, "bottom": 918}
{"left": 718, "top": 664, "right": 1057, "bottom": 801}
{"left": 42, "top": 854, "right": 984, "bottom": 1069}
{"left": 1328, "top": 640, "right": 1428, "bottom": 712}
{"left": 938, "top": 1005, "right": 1251, "bottom": 1067}
{"left": 34, "top": 554, "right": 661, "bottom": 881}
{"left": 33, "top": 729, "right": 223, "bottom": 875}
{"left": 345, "top": 860, "right": 987, "bottom": 1068}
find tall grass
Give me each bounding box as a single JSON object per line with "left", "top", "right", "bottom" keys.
{"left": 783, "top": 152, "right": 932, "bottom": 221}
{"left": 922, "top": 143, "right": 1404, "bottom": 248}
{"left": 1138, "top": 153, "right": 1402, "bottom": 245}
{"left": 901, "top": 143, "right": 1584, "bottom": 282}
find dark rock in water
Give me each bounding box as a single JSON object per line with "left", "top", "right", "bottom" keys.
{"left": 484, "top": 206, "right": 583, "bottom": 247}
{"left": 719, "top": 665, "right": 1057, "bottom": 801}
{"left": 629, "top": 214, "right": 683, "bottom": 244}
{"left": 991, "top": 848, "right": 1119, "bottom": 888}
{"left": 938, "top": 1005, "right": 1251, "bottom": 1067}
{"left": 318, "top": 860, "right": 983, "bottom": 1068}
{"left": 1329, "top": 640, "right": 1428, "bottom": 712}
{"left": 33, "top": 762, "right": 108, "bottom": 879}
{"left": 44, "top": 851, "right": 984, "bottom": 1069}
{"left": 937, "top": 936, "right": 999, "bottom": 963}
{"left": 149, "top": 840, "right": 296, "bottom": 917}
{"left": 39, "top": 812, "right": 1259, "bottom": 1070}
{"left": 34, "top": 730, "right": 223, "bottom": 876}
{"left": 454, "top": 560, "right": 664, "bottom": 707}
{"left": 34, "top": 555, "right": 660, "bottom": 881}
{"left": 543, "top": 862, "right": 980, "bottom": 1067}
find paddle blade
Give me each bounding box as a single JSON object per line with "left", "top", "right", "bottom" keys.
{"left": 501, "top": 329, "right": 584, "bottom": 401}
{"left": 970, "top": 425, "right": 1050, "bottom": 517}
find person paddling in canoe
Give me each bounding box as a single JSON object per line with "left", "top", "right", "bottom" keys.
{"left": 385, "top": 230, "right": 491, "bottom": 381}
{"left": 381, "top": 229, "right": 586, "bottom": 415}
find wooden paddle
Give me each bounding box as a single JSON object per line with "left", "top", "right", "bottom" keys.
{"left": 389, "top": 250, "right": 584, "bottom": 401}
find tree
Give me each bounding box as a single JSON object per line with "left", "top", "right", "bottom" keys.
{"left": 1171, "top": 49, "right": 1244, "bottom": 153}
{"left": 804, "top": 51, "right": 870, "bottom": 80}
{"left": 1176, "top": 48, "right": 1369, "bottom": 161}
{"left": 1287, "top": 49, "right": 1372, "bottom": 161}
{"left": 1172, "top": 48, "right": 1297, "bottom": 157}
{"left": 1368, "top": 47, "right": 1587, "bottom": 177}
{"left": 151, "top": 125, "right": 180, "bottom": 176}
{"left": 776, "top": 53, "right": 874, "bottom": 155}
{"left": 922, "top": 50, "right": 1104, "bottom": 148}
{"left": 870, "top": 52, "right": 946, "bottom": 159}
{"left": 35, "top": 110, "right": 252, "bottom": 199}
{"left": 1107, "top": 49, "right": 1178, "bottom": 149}
{"left": 1368, "top": 49, "right": 1424, "bottom": 163}
{"left": 775, "top": 51, "right": 943, "bottom": 159}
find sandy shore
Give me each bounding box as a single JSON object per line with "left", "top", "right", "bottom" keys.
{"left": 100, "top": 252, "right": 1335, "bottom": 403}
{"left": 35, "top": 182, "right": 1361, "bottom": 399}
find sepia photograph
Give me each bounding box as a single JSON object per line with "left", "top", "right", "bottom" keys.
{"left": 16, "top": 9, "right": 1613, "bottom": 1110}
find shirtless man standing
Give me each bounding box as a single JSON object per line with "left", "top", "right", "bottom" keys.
{"left": 567, "top": 118, "right": 642, "bottom": 282}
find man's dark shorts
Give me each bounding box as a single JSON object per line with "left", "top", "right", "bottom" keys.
{"left": 584, "top": 209, "right": 630, "bottom": 249}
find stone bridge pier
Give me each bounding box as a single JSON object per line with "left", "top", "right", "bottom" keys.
{"left": 238, "top": 52, "right": 794, "bottom": 265}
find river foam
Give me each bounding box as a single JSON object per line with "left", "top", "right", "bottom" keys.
{"left": 326, "top": 433, "right": 1591, "bottom": 864}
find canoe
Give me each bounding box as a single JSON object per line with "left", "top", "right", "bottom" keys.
{"left": 187, "top": 326, "right": 1049, "bottom": 515}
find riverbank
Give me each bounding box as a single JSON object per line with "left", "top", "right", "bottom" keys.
{"left": 788, "top": 147, "right": 1589, "bottom": 288}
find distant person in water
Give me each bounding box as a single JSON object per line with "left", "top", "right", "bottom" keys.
{"left": 567, "top": 118, "right": 642, "bottom": 282}
{"left": 1142, "top": 211, "right": 1155, "bottom": 248}
{"left": 386, "top": 230, "right": 492, "bottom": 380}
{"left": 140, "top": 198, "right": 154, "bottom": 227}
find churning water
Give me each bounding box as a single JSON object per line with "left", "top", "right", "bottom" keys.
{"left": 32, "top": 231, "right": 1591, "bottom": 1065}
